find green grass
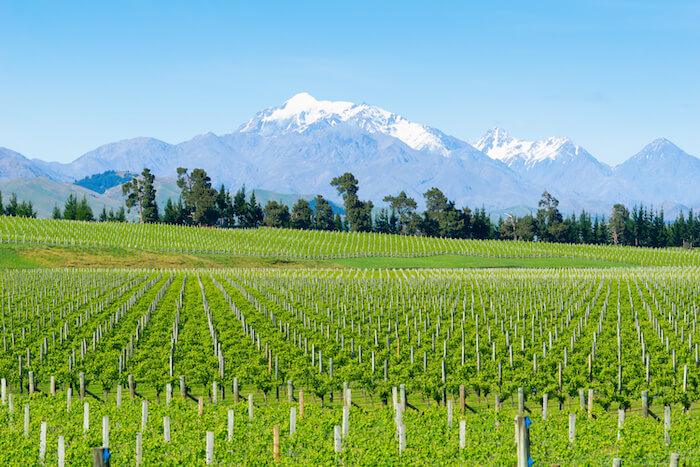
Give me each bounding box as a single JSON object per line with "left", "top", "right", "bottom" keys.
{"left": 0, "top": 244, "right": 339, "bottom": 270}
{"left": 0, "top": 245, "right": 634, "bottom": 270}
{"left": 332, "top": 254, "right": 632, "bottom": 269}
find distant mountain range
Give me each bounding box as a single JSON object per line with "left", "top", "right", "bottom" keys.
{"left": 1, "top": 92, "right": 699, "bottom": 218}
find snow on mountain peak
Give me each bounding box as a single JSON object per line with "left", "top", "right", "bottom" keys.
{"left": 239, "top": 93, "right": 472, "bottom": 157}
{"left": 474, "top": 129, "right": 583, "bottom": 167}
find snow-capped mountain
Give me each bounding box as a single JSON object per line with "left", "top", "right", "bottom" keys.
{"left": 472, "top": 128, "right": 636, "bottom": 204}
{"left": 1, "top": 93, "right": 699, "bottom": 216}
{"left": 241, "top": 92, "right": 483, "bottom": 159}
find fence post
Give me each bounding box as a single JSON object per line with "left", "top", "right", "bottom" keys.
{"left": 568, "top": 413, "right": 576, "bottom": 443}
{"left": 447, "top": 399, "right": 453, "bottom": 427}
{"left": 57, "top": 436, "right": 65, "bottom": 467}
{"left": 542, "top": 394, "right": 548, "bottom": 421}
{"left": 273, "top": 425, "right": 280, "bottom": 461}
{"left": 334, "top": 425, "right": 342, "bottom": 453}
{"left": 228, "top": 409, "right": 234, "bottom": 442}
{"left": 83, "top": 402, "right": 89, "bottom": 433}
{"left": 664, "top": 406, "right": 671, "bottom": 445}
{"left": 164, "top": 416, "right": 171, "bottom": 443}
{"left": 398, "top": 423, "right": 406, "bottom": 454}
{"left": 206, "top": 431, "right": 214, "bottom": 465}
{"left": 102, "top": 416, "right": 109, "bottom": 447}
{"left": 669, "top": 453, "right": 680, "bottom": 467}
{"left": 24, "top": 404, "right": 30, "bottom": 437}
{"left": 617, "top": 409, "right": 625, "bottom": 440}
{"left": 135, "top": 432, "right": 143, "bottom": 466}
{"left": 290, "top": 407, "right": 296, "bottom": 437}
{"left": 642, "top": 390, "right": 648, "bottom": 418}
{"left": 39, "top": 421, "right": 47, "bottom": 463}
{"left": 141, "top": 400, "right": 148, "bottom": 431}
{"left": 80, "top": 372, "right": 86, "bottom": 400}
{"left": 299, "top": 390, "right": 304, "bottom": 418}
{"left": 342, "top": 406, "right": 350, "bottom": 437}
{"left": 516, "top": 416, "right": 530, "bottom": 467}
{"left": 518, "top": 387, "right": 524, "bottom": 415}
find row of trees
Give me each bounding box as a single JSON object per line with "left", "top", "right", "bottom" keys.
{"left": 34, "top": 167, "right": 698, "bottom": 249}
{"left": 0, "top": 191, "right": 37, "bottom": 218}
{"left": 52, "top": 194, "right": 127, "bottom": 222}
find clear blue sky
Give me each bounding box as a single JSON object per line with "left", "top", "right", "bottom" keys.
{"left": 1, "top": 0, "right": 698, "bottom": 164}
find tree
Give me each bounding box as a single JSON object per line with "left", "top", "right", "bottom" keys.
{"left": 383, "top": 191, "right": 417, "bottom": 234}
{"left": 122, "top": 168, "right": 158, "bottom": 223}
{"left": 331, "top": 172, "right": 373, "bottom": 232}
{"left": 75, "top": 196, "right": 94, "bottom": 221}
{"left": 536, "top": 190, "right": 567, "bottom": 242}
{"left": 516, "top": 214, "right": 536, "bottom": 241}
{"left": 245, "top": 192, "right": 263, "bottom": 227}
{"left": 609, "top": 204, "right": 629, "bottom": 246}
{"left": 291, "top": 199, "right": 313, "bottom": 230}
{"left": 216, "top": 185, "right": 235, "bottom": 227}
{"left": 113, "top": 207, "right": 127, "bottom": 222}
{"left": 52, "top": 204, "right": 62, "bottom": 220}
{"left": 99, "top": 206, "right": 108, "bottom": 222}
{"left": 263, "top": 200, "right": 290, "bottom": 228}
{"left": 62, "top": 195, "right": 78, "bottom": 220}
{"left": 140, "top": 168, "right": 159, "bottom": 223}
{"left": 177, "top": 167, "right": 217, "bottom": 225}
{"left": 471, "top": 207, "right": 493, "bottom": 239}
{"left": 313, "top": 195, "right": 335, "bottom": 231}
{"left": 423, "top": 187, "right": 463, "bottom": 238}
{"left": 163, "top": 199, "right": 181, "bottom": 224}
{"left": 374, "top": 208, "right": 398, "bottom": 234}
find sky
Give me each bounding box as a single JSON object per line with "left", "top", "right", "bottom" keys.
{"left": 0, "top": 0, "right": 698, "bottom": 165}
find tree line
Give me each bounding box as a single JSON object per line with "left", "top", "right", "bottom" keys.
{"left": 32, "top": 167, "right": 700, "bottom": 249}
{"left": 0, "top": 191, "right": 37, "bottom": 218}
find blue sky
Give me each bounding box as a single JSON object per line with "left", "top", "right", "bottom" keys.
{"left": 0, "top": 0, "right": 698, "bottom": 164}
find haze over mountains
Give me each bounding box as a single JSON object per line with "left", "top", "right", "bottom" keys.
{"left": 1, "top": 92, "right": 699, "bottom": 218}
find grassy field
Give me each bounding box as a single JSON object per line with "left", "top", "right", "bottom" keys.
{"left": 0, "top": 244, "right": 636, "bottom": 270}
{"left": 0, "top": 244, "right": 335, "bottom": 269}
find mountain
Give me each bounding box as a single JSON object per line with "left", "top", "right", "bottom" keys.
{"left": 1, "top": 93, "right": 698, "bottom": 215}
{"left": 43, "top": 93, "right": 533, "bottom": 209}
{"left": 474, "top": 128, "right": 622, "bottom": 195}
{"left": 0, "top": 147, "right": 55, "bottom": 181}
{"left": 0, "top": 177, "right": 183, "bottom": 220}
{"left": 614, "top": 138, "right": 700, "bottom": 206}
{"left": 240, "top": 92, "right": 484, "bottom": 159}
{"left": 74, "top": 170, "right": 139, "bottom": 194}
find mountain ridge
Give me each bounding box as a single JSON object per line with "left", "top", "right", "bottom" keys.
{"left": 1, "top": 93, "right": 698, "bottom": 214}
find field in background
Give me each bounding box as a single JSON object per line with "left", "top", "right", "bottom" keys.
{"left": 2, "top": 216, "right": 699, "bottom": 267}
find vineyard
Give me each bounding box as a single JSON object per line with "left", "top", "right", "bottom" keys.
{"left": 1, "top": 265, "right": 700, "bottom": 464}
{"left": 2, "top": 215, "right": 700, "bottom": 266}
